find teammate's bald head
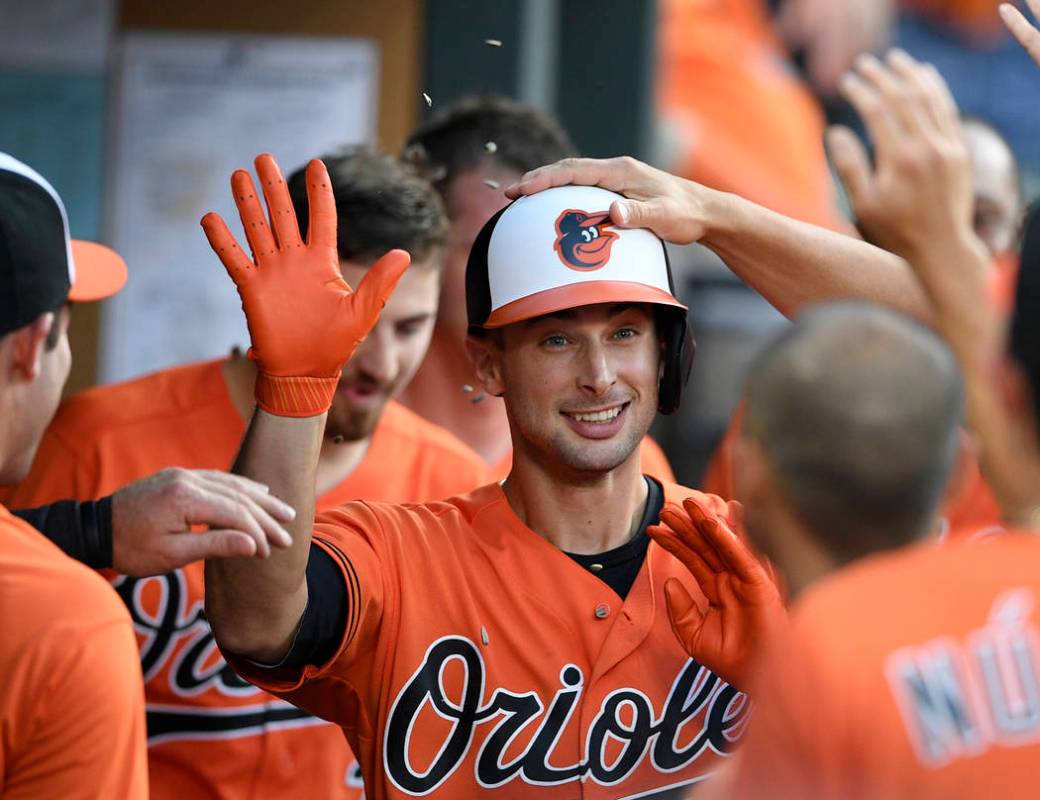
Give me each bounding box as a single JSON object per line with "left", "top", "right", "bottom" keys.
{"left": 743, "top": 302, "right": 964, "bottom": 563}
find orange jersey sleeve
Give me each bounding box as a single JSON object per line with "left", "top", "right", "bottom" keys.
{"left": 0, "top": 359, "right": 491, "bottom": 800}
{"left": 0, "top": 507, "right": 146, "bottom": 799}
{"left": 711, "top": 534, "right": 1040, "bottom": 799}
{"left": 230, "top": 482, "right": 752, "bottom": 800}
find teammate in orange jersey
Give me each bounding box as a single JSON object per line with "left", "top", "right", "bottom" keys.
{"left": 3, "top": 149, "right": 489, "bottom": 800}
{"left": 400, "top": 96, "right": 676, "bottom": 482}
{"left": 667, "top": 46, "right": 1040, "bottom": 799}
{"left": 0, "top": 152, "right": 147, "bottom": 799}
{"left": 0, "top": 152, "right": 297, "bottom": 799}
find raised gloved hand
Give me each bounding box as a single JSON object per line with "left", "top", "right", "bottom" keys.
{"left": 648, "top": 496, "right": 786, "bottom": 692}
{"left": 201, "top": 153, "right": 410, "bottom": 417}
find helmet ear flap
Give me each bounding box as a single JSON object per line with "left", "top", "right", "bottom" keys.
{"left": 658, "top": 309, "right": 695, "bottom": 415}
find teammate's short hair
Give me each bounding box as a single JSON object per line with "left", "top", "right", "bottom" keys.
{"left": 288, "top": 147, "right": 448, "bottom": 265}
{"left": 744, "top": 302, "right": 964, "bottom": 561}
{"left": 403, "top": 95, "right": 577, "bottom": 194}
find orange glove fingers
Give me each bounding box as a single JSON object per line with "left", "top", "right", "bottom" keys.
{"left": 695, "top": 511, "right": 765, "bottom": 586}
{"left": 255, "top": 153, "right": 303, "bottom": 250}
{"left": 648, "top": 524, "right": 720, "bottom": 602}
{"left": 663, "top": 577, "right": 703, "bottom": 644}
{"left": 200, "top": 212, "right": 253, "bottom": 279}
{"left": 724, "top": 499, "right": 745, "bottom": 535}
{"left": 681, "top": 497, "right": 741, "bottom": 569}
{"left": 351, "top": 248, "right": 412, "bottom": 320}
{"left": 231, "top": 168, "right": 277, "bottom": 261}
{"left": 662, "top": 503, "right": 726, "bottom": 573}
{"left": 304, "top": 159, "right": 337, "bottom": 249}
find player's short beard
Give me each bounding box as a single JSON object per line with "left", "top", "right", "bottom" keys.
{"left": 549, "top": 425, "right": 645, "bottom": 474}
{"left": 506, "top": 393, "right": 655, "bottom": 477}
{"left": 324, "top": 396, "right": 387, "bottom": 443}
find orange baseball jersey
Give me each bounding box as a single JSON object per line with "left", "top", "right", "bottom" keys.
{"left": 491, "top": 435, "right": 677, "bottom": 482}
{"left": 0, "top": 504, "right": 147, "bottom": 799}
{"left": 702, "top": 405, "right": 1004, "bottom": 541}
{"left": 2, "top": 358, "right": 492, "bottom": 800}
{"left": 229, "top": 481, "right": 748, "bottom": 799}
{"left": 709, "top": 532, "right": 1040, "bottom": 799}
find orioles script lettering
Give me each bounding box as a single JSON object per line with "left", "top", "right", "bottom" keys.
{"left": 384, "top": 636, "right": 748, "bottom": 795}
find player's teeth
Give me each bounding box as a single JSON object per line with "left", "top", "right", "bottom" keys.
{"left": 570, "top": 407, "right": 621, "bottom": 423}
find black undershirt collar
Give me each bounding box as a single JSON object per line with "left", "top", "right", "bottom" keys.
{"left": 565, "top": 477, "right": 663, "bottom": 600}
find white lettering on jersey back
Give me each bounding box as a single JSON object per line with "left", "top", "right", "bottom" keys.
{"left": 886, "top": 588, "right": 1040, "bottom": 767}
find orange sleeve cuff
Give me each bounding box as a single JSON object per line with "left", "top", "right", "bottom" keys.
{"left": 255, "top": 372, "right": 340, "bottom": 417}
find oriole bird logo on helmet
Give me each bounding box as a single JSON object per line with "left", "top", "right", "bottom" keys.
{"left": 553, "top": 209, "right": 618, "bottom": 270}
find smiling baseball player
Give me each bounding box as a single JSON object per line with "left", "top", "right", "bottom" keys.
{"left": 198, "top": 152, "right": 752, "bottom": 799}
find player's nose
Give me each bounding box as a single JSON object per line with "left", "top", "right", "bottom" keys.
{"left": 576, "top": 341, "right": 617, "bottom": 397}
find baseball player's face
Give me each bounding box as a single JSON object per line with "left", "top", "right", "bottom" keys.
{"left": 441, "top": 164, "right": 522, "bottom": 342}
{"left": 490, "top": 302, "right": 660, "bottom": 472}
{"left": 325, "top": 258, "right": 441, "bottom": 442}
{"left": 964, "top": 121, "right": 1020, "bottom": 257}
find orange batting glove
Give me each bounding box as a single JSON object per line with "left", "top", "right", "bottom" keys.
{"left": 201, "top": 153, "right": 410, "bottom": 417}
{"left": 648, "top": 496, "right": 786, "bottom": 693}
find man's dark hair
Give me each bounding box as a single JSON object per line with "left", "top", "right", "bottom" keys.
{"left": 1011, "top": 202, "right": 1040, "bottom": 428}
{"left": 288, "top": 147, "right": 447, "bottom": 265}
{"left": 403, "top": 95, "right": 577, "bottom": 195}
{"left": 743, "top": 302, "right": 964, "bottom": 563}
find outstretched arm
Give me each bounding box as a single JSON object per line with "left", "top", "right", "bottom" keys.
{"left": 201, "top": 154, "right": 408, "bottom": 663}
{"left": 828, "top": 47, "right": 1040, "bottom": 525}
{"left": 506, "top": 156, "right": 932, "bottom": 322}
{"left": 13, "top": 468, "right": 294, "bottom": 575}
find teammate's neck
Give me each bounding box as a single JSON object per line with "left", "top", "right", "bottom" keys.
{"left": 502, "top": 451, "right": 650, "bottom": 555}
{"left": 398, "top": 326, "right": 512, "bottom": 466}
{"left": 221, "top": 353, "right": 371, "bottom": 493}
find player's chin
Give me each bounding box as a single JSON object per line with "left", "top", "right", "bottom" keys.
{"left": 555, "top": 431, "right": 643, "bottom": 474}
{"left": 325, "top": 402, "right": 385, "bottom": 442}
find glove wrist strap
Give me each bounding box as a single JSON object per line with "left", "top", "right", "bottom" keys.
{"left": 254, "top": 372, "right": 339, "bottom": 418}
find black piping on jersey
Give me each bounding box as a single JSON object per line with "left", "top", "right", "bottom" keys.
{"left": 145, "top": 702, "right": 319, "bottom": 746}
{"left": 328, "top": 536, "right": 364, "bottom": 655}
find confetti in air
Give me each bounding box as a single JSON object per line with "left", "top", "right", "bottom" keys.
{"left": 422, "top": 92, "right": 433, "bottom": 107}
{"left": 485, "top": 39, "right": 502, "bottom": 47}
{"left": 484, "top": 141, "right": 498, "bottom": 154}
{"left": 483, "top": 179, "right": 500, "bottom": 189}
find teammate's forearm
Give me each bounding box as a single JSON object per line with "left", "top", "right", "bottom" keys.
{"left": 11, "top": 498, "right": 113, "bottom": 568}
{"left": 699, "top": 191, "right": 933, "bottom": 322}
{"left": 205, "top": 410, "right": 323, "bottom": 662}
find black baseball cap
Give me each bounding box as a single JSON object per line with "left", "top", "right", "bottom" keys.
{"left": 0, "top": 152, "right": 127, "bottom": 337}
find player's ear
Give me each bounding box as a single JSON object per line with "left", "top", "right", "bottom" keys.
{"left": 3, "top": 312, "right": 53, "bottom": 383}
{"left": 466, "top": 331, "right": 505, "bottom": 398}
